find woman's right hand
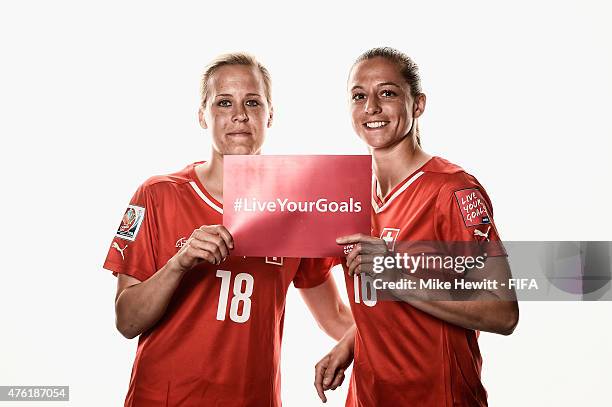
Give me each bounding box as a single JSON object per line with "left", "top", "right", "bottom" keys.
{"left": 171, "top": 225, "right": 234, "bottom": 272}
{"left": 314, "top": 332, "right": 355, "bottom": 403}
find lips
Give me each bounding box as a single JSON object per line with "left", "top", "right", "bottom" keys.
{"left": 226, "top": 130, "right": 252, "bottom": 136}
{"left": 363, "top": 121, "right": 390, "bottom": 129}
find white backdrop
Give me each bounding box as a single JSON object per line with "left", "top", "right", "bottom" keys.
{"left": 1, "top": 0, "right": 611, "bottom": 406}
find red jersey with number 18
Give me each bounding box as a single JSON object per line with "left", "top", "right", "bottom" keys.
{"left": 103, "top": 162, "right": 332, "bottom": 407}
{"left": 343, "top": 156, "right": 506, "bottom": 407}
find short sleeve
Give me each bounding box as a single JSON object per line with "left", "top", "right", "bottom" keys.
{"left": 292, "top": 257, "right": 337, "bottom": 289}
{"left": 103, "top": 183, "right": 159, "bottom": 281}
{"left": 434, "top": 174, "right": 507, "bottom": 257}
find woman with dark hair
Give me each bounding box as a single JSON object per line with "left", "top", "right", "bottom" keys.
{"left": 314, "top": 47, "right": 519, "bottom": 406}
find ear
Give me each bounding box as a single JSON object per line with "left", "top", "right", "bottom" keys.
{"left": 267, "top": 105, "right": 274, "bottom": 128}
{"left": 413, "top": 93, "right": 426, "bottom": 119}
{"left": 198, "top": 106, "right": 208, "bottom": 129}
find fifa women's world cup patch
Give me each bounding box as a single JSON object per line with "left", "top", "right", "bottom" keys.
{"left": 116, "top": 205, "right": 145, "bottom": 241}
{"left": 454, "top": 188, "right": 491, "bottom": 227}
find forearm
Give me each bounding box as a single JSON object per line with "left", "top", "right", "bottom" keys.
{"left": 300, "top": 277, "right": 355, "bottom": 341}
{"left": 336, "top": 324, "right": 356, "bottom": 352}
{"left": 380, "top": 256, "right": 519, "bottom": 335}
{"left": 115, "top": 259, "right": 185, "bottom": 338}
{"left": 408, "top": 299, "right": 519, "bottom": 335}
{"left": 321, "top": 304, "right": 355, "bottom": 341}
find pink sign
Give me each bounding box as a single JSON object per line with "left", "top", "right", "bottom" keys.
{"left": 224, "top": 155, "right": 371, "bottom": 257}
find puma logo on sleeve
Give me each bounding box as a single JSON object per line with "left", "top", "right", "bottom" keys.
{"left": 112, "top": 242, "right": 128, "bottom": 260}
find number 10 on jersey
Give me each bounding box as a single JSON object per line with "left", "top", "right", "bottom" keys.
{"left": 216, "top": 270, "right": 254, "bottom": 323}
{"left": 354, "top": 274, "right": 377, "bottom": 307}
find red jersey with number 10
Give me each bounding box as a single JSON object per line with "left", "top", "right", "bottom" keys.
{"left": 103, "top": 163, "right": 332, "bottom": 407}
{"left": 343, "top": 157, "right": 506, "bottom": 407}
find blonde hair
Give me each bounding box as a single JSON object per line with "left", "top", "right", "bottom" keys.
{"left": 200, "top": 52, "right": 272, "bottom": 107}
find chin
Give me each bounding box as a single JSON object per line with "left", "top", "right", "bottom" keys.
{"left": 358, "top": 133, "right": 393, "bottom": 149}
{"left": 222, "top": 144, "right": 261, "bottom": 156}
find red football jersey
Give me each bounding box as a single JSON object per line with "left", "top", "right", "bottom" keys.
{"left": 103, "top": 162, "right": 333, "bottom": 407}
{"left": 343, "top": 157, "right": 506, "bottom": 407}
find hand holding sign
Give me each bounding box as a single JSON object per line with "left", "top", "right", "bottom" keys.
{"left": 171, "top": 225, "right": 234, "bottom": 272}
{"left": 336, "top": 234, "right": 390, "bottom": 276}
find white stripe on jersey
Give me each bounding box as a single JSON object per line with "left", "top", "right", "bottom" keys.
{"left": 372, "top": 171, "right": 425, "bottom": 214}
{"left": 189, "top": 181, "right": 223, "bottom": 214}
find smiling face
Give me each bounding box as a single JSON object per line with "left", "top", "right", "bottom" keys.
{"left": 199, "top": 64, "right": 272, "bottom": 156}
{"left": 348, "top": 57, "right": 424, "bottom": 150}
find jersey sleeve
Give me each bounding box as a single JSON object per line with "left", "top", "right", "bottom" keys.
{"left": 434, "top": 173, "right": 507, "bottom": 258}
{"left": 103, "top": 183, "right": 159, "bottom": 281}
{"left": 292, "top": 257, "right": 336, "bottom": 289}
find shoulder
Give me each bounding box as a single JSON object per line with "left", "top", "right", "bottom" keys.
{"left": 421, "top": 157, "right": 491, "bottom": 205}
{"left": 423, "top": 156, "right": 465, "bottom": 175}
{"left": 138, "top": 163, "right": 200, "bottom": 194}
{"left": 421, "top": 157, "right": 478, "bottom": 192}
{"left": 423, "top": 157, "right": 497, "bottom": 221}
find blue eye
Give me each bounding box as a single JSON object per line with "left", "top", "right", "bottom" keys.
{"left": 246, "top": 100, "right": 260, "bottom": 107}
{"left": 218, "top": 100, "right": 232, "bottom": 107}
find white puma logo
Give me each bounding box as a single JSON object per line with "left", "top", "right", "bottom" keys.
{"left": 473, "top": 226, "right": 491, "bottom": 241}
{"left": 112, "top": 242, "right": 128, "bottom": 260}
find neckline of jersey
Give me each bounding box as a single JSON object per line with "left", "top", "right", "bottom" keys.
{"left": 189, "top": 162, "right": 224, "bottom": 210}
{"left": 373, "top": 156, "right": 437, "bottom": 207}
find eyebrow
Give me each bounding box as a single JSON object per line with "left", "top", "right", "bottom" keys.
{"left": 215, "top": 93, "right": 262, "bottom": 98}
{"left": 350, "top": 82, "right": 401, "bottom": 91}
{"left": 378, "top": 81, "right": 401, "bottom": 88}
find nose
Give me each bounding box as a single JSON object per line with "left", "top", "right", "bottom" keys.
{"left": 232, "top": 105, "right": 249, "bottom": 123}
{"left": 364, "top": 95, "right": 381, "bottom": 115}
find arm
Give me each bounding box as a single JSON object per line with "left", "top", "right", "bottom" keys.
{"left": 115, "top": 261, "right": 184, "bottom": 339}
{"left": 338, "top": 234, "right": 519, "bottom": 336}
{"left": 115, "top": 225, "right": 233, "bottom": 339}
{"left": 402, "top": 256, "right": 519, "bottom": 335}
{"left": 299, "top": 276, "right": 354, "bottom": 341}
